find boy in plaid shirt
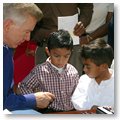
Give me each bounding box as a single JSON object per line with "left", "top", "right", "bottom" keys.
{"left": 18, "top": 29, "right": 79, "bottom": 113}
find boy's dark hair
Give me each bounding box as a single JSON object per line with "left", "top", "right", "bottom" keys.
{"left": 47, "top": 29, "right": 73, "bottom": 51}
{"left": 81, "top": 39, "right": 114, "bottom": 67}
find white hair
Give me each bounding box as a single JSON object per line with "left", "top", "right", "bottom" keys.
{"left": 3, "top": 3, "right": 43, "bottom": 24}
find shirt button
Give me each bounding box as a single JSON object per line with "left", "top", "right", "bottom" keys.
{"left": 61, "top": 91, "right": 64, "bottom": 94}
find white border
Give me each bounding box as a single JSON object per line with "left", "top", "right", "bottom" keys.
{"left": 1, "top": 0, "right": 120, "bottom": 120}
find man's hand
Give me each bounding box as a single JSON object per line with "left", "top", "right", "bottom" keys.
{"left": 73, "top": 21, "right": 85, "bottom": 36}
{"left": 34, "top": 92, "right": 55, "bottom": 109}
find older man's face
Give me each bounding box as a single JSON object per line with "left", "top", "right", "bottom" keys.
{"left": 4, "top": 15, "right": 37, "bottom": 48}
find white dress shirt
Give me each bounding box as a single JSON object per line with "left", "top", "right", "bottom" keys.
{"left": 71, "top": 69, "right": 114, "bottom": 110}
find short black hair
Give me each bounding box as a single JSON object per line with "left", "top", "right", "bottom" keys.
{"left": 81, "top": 39, "right": 114, "bottom": 67}
{"left": 47, "top": 29, "right": 73, "bottom": 51}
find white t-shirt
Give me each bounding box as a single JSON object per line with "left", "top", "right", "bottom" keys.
{"left": 71, "top": 69, "right": 114, "bottom": 110}
{"left": 86, "top": 3, "right": 114, "bottom": 41}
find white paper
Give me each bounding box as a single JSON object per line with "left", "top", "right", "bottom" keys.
{"left": 58, "top": 14, "right": 79, "bottom": 45}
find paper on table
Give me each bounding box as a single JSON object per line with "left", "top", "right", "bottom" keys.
{"left": 58, "top": 14, "right": 79, "bottom": 45}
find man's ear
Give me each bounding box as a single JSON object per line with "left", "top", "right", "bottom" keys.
{"left": 3, "top": 19, "right": 13, "bottom": 32}
{"left": 45, "top": 47, "right": 50, "bottom": 56}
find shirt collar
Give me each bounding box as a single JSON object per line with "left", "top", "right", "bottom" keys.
{"left": 3, "top": 44, "right": 9, "bottom": 49}
{"left": 46, "top": 57, "right": 67, "bottom": 74}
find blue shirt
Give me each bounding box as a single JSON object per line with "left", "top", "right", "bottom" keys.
{"left": 3, "top": 45, "right": 36, "bottom": 111}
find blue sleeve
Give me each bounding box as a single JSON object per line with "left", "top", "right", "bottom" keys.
{"left": 3, "top": 46, "right": 36, "bottom": 111}
{"left": 4, "top": 93, "right": 36, "bottom": 111}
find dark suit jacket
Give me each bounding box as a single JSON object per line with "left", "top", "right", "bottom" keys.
{"left": 3, "top": 46, "right": 36, "bottom": 111}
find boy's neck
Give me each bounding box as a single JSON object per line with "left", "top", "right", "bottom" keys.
{"left": 95, "top": 69, "right": 112, "bottom": 85}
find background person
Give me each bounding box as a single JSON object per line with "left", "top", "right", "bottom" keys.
{"left": 108, "top": 13, "right": 114, "bottom": 50}
{"left": 80, "top": 3, "right": 113, "bottom": 45}
{"left": 13, "top": 41, "right": 37, "bottom": 90}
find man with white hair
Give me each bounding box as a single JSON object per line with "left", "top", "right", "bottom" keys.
{"left": 3, "top": 3, "right": 55, "bottom": 113}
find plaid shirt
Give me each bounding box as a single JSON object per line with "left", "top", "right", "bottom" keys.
{"left": 18, "top": 59, "right": 79, "bottom": 111}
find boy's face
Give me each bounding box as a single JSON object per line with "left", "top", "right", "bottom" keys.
{"left": 47, "top": 48, "right": 71, "bottom": 68}
{"left": 83, "top": 59, "right": 105, "bottom": 79}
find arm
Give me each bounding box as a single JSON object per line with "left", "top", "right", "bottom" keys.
{"left": 31, "top": 22, "right": 56, "bottom": 43}
{"left": 3, "top": 47, "right": 55, "bottom": 111}
{"left": 4, "top": 91, "right": 55, "bottom": 110}
{"left": 3, "top": 47, "right": 36, "bottom": 111}
{"left": 71, "top": 76, "right": 93, "bottom": 110}
{"left": 78, "top": 3, "right": 93, "bottom": 27}
{"left": 73, "top": 3, "right": 93, "bottom": 36}
{"left": 80, "top": 12, "right": 113, "bottom": 45}
{"left": 3, "top": 47, "right": 54, "bottom": 111}
{"left": 88, "top": 12, "right": 113, "bottom": 41}
{"left": 4, "top": 92, "right": 36, "bottom": 111}
{"left": 17, "top": 67, "right": 42, "bottom": 94}
{"left": 17, "top": 66, "right": 55, "bottom": 109}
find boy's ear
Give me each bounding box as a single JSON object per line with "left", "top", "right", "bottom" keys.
{"left": 45, "top": 47, "right": 50, "bottom": 56}
{"left": 100, "top": 63, "right": 108, "bottom": 70}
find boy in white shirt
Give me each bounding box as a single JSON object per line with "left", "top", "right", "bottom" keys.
{"left": 71, "top": 39, "right": 114, "bottom": 110}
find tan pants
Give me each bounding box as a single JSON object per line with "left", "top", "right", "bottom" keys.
{"left": 69, "top": 45, "right": 83, "bottom": 76}
{"left": 35, "top": 43, "right": 48, "bottom": 65}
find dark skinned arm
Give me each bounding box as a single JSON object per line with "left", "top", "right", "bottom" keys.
{"left": 78, "top": 3, "right": 93, "bottom": 27}
{"left": 80, "top": 12, "right": 113, "bottom": 45}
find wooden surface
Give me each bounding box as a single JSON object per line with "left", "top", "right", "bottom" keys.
{"left": 48, "top": 109, "right": 96, "bottom": 114}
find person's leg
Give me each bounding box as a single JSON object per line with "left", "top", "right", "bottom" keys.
{"left": 69, "top": 45, "right": 83, "bottom": 76}
{"left": 35, "top": 43, "right": 48, "bottom": 65}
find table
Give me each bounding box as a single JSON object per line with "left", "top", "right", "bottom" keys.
{"left": 48, "top": 109, "right": 96, "bottom": 114}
